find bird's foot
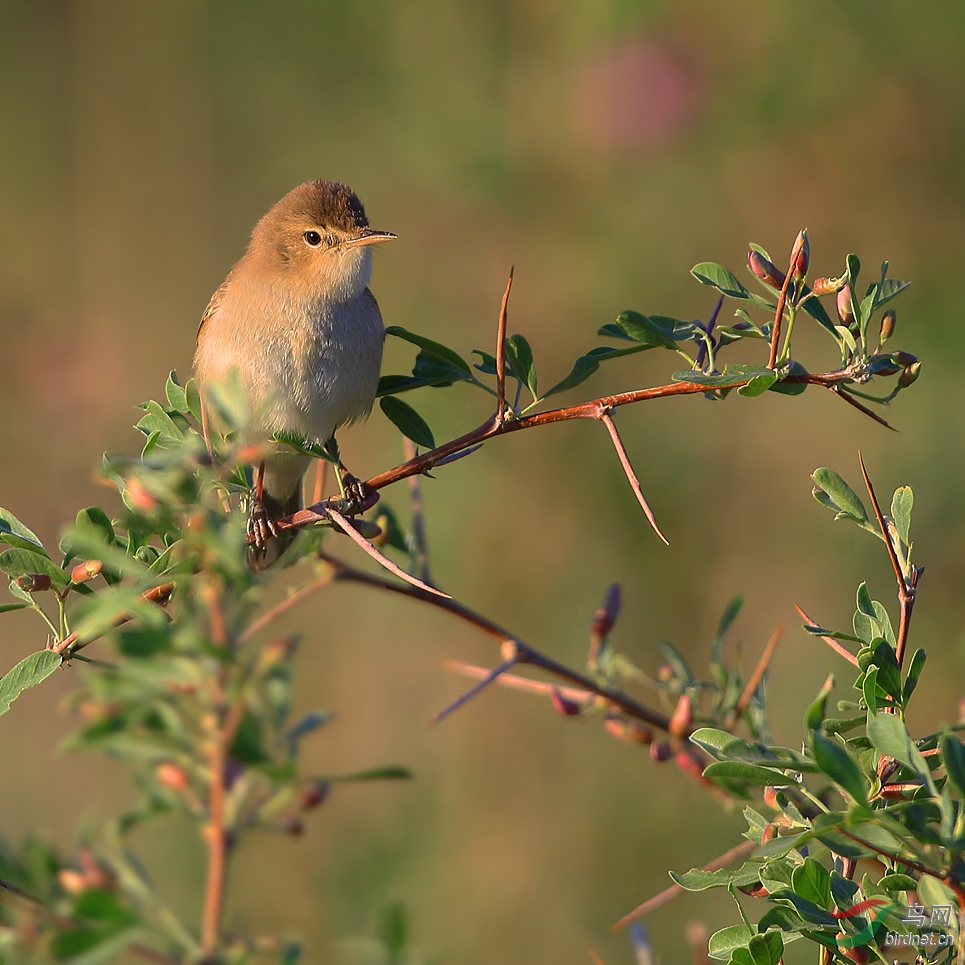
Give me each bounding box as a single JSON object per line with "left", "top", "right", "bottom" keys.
{"left": 247, "top": 496, "right": 280, "bottom": 556}
{"left": 333, "top": 470, "right": 372, "bottom": 516}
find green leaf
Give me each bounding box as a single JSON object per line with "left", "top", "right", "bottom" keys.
{"left": 229, "top": 711, "right": 268, "bottom": 765}
{"left": 798, "top": 288, "right": 837, "bottom": 335}
{"left": 707, "top": 924, "right": 754, "bottom": 960}
{"left": 737, "top": 373, "right": 777, "bottom": 397}
{"left": 866, "top": 641, "right": 902, "bottom": 704}
{"left": 115, "top": 628, "right": 170, "bottom": 659}
{"left": 810, "top": 732, "right": 868, "bottom": 805}
{"left": 878, "top": 873, "right": 918, "bottom": 893}
{"left": 873, "top": 276, "right": 911, "bottom": 310}
{"left": 542, "top": 354, "right": 600, "bottom": 398}
{"left": 790, "top": 857, "right": 831, "bottom": 909}
{"left": 670, "top": 862, "right": 763, "bottom": 891}
{"left": 379, "top": 397, "right": 435, "bottom": 449}
{"left": 765, "top": 889, "right": 837, "bottom": 926}
{"left": 135, "top": 400, "right": 186, "bottom": 450}
{"left": 804, "top": 674, "right": 835, "bottom": 731}
{"left": 326, "top": 765, "right": 412, "bottom": 782}
{"left": 505, "top": 334, "right": 538, "bottom": 400}
{"left": 0, "top": 547, "right": 70, "bottom": 588}
{"left": 0, "top": 603, "right": 29, "bottom": 613}
{"left": 165, "top": 371, "right": 188, "bottom": 413}
{"left": 691, "top": 262, "right": 750, "bottom": 299}
{"left": 385, "top": 326, "right": 473, "bottom": 376}
{"left": 768, "top": 360, "right": 809, "bottom": 396}
{"left": 0, "top": 650, "right": 62, "bottom": 718}
{"left": 903, "top": 648, "right": 926, "bottom": 702}
{"left": 0, "top": 508, "right": 47, "bottom": 555}
{"left": 611, "top": 311, "right": 679, "bottom": 349}
{"left": 73, "top": 889, "right": 137, "bottom": 924}
{"left": 702, "top": 762, "right": 796, "bottom": 786}
{"left": 867, "top": 712, "right": 936, "bottom": 794}
{"left": 811, "top": 468, "right": 872, "bottom": 529}
{"left": 185, "top": 377, "right": 203, "bottom": 422}
{"left": 742, "top": 932, "right": 784, "bottom": 965}
{"left": 380, "top": 902, "right": 407, "bottom": 957}
{"left": 891, "top": 486, "right": 913, "bottom": 547}
{"left": 658, "top": 641, "right": 693, "bottom": 686}
{"left": 940, "top": 732, "right": 965, "bottom": 798}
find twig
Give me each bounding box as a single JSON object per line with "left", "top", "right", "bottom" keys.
{"left": 612, "top": 839, "right": 757, "bottom": 930}
{"left": 767, "top": 244, "right": 797, "bottom": 370}
{"left": 320, "top": 553, "right": 674, "bottom": 734}
{"left": 599, "top": 411, "right": 668, "bottom": 545}
{"left": 726, "top": 625, "right": 783, "bottom": 728}
{"left": 53, "top": 582, "right": 176, "bottom": 655}
{"left": 794, "top": 604, "right": 860, "bottom": 668}
{"left": 325, "top": 507, "right": 450, "bottom": 598}
{"left": 312, "top": 458, "right": 328, "bottom": 505}
{"left": 403, "top": 436, "right": 432, "bottom": 586}
{"left": 495, "top": 268, "right": 514, "bottom": 422}
{"left": 832, "top": 386, "right": 896, "bottom": 431}
{"left": 238, "top": 570, "right": 334, "bottom": 644}
{"left": 857, "top": 451, "right": 918, "bottom": 668}
{"left": 445, "top": 660, "right": 592, "bottom": 706}
{"left": 432, "top": 656, "right": 518, "bottom": 724}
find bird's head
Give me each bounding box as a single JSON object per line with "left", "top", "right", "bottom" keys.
{"left": 249, "top": 180, "right": 395, "bottom": 303}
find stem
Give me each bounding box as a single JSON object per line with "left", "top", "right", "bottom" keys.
{"left": 494, "top": 268, "right": 514, "bottom": 422}
{"left": 767, "top": 253, "right": 796, "bottom": 369}
{"left": 777, "top": 305, "right": 797, "bottom": 365}
{"left": 403, "top": 436, "right": 432, "bottom": 587}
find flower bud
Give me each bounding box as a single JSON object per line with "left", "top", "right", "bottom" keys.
{"left": 126, "top": 477, "right": 156, "bottom": 512}
{"left": 298, "top": 781, "right": 330, "bottom": 811}
{"left": 155, "top": 763, "right": 189, "bottom": 790}
{"left": 897, "top": 360, "right": 921, "bottom": 390}
{"left": 737, "top": 882, "right": 769, "bottom": 898}
{"left": 674, "top": 748, "right": 709, "bottom": 784}
{"left": 892, "top": 350, "right": 917, "bottom": 367}
{"left": 16, "top": 573, "right": 51, "bottom": 593}
{"left": 58, "top": 869, "right": 88, "bottom": 894}
{"left": 588, "top": 583, "right": 621, "bottom": 667}
{"left": 550, "top": 687, "right": 582, "bottom": 717}
{"left": 836, "top": 285, "right": 855, "bottom": 326}
{"left": 747, "top": 250, "right": 786, "bottom": 290}
{"left": 650, "top": 739, "right": 672, "bottom": 763}
{"left": 763, "top": 786, "right": 780, "bottom": 810}
{"left": 809, "top": 275, "right": 846, "bottom": 296}
{"left": 878, "top": 310, "right": 896, "bottom": 344}
{"left": 70, "top": 560, "right": 103, "bottom": 584}
{"left": 789, "top": 229, "right": 809, "bottom": 282}
{"left": 656, "top": 662, "right": 674, "bottom": 684}
{"left": 603, "top": 714, "right": 653, "bottom": 745}
{"left": 839, "top": 940, "right": 869, "bottom": 964}
{"left": 669, "top": 694, "right": 693, "bottom": 738}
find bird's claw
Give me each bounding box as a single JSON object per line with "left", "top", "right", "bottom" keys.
{"left": 334, "top": 472, "right": 370, "bottom": 515}
{"left": 247, "top": 497, "right": 279, "bottom": 556}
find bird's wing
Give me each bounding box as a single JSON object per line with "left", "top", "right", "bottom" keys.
{"left": 362, "top": 286, "right": 385, "bottom": 332}
{"left": 197, "top": 271, "right": 233, "bottom": 344}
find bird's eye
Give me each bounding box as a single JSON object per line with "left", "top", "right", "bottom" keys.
{"left": 303, "top": 230, "right": 323, "bottom": 247}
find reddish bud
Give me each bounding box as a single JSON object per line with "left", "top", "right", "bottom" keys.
{"left": 836, "top": 285, "right": 855, "bottom": 326}
{"left": 58, "top": 869, "right": 87, "bottom": 894}
{"left": 809, "top": 275, "right": 846, "bottom": 296}
{"left": 897, "top": 360, "right": 921, "bottom": 389}
{"left": 16, "top": 573, "right": 51, "bottom": 593}
{"left": 656, "top": 662, "right": 674, "bottom": 683}
{"left": 761, "top": 823, "right": 775, "bottom": 845}
{"left": 737, "top": 882, "right": 769, "bottom": 898}
{"left": 550, "top": 687, "right": 582, "bottom": 717}
{"left": 650, "top": 739, "right": 672, "bottom": 763}
{"left": 588, "top": 583, "right": 621, "bottom": 666}
{"left": 763, "top": 786, "right": 780, "bottom": 810}
{"left": 789, "top": 229, "right": 810, "bottom": 282}
{"left": 674, "top": 749, "right": 708, "bottom": 783}
{"left": 747, "top": 250, "right": 786, "bottom": 290}
{"left": 603, "top": 714, "right": 653, "bottom": 745}
{"left": 669, "top": 694, "right": 693, "bottom": 738}
{"left": 126, "top": 477, "right": 156, "bottom": 512}
{"left": 298, "top": 781, "right": 330, "bottom": 811}
{"left": 70, "top": 560, "right": 103, "bottom": 584}
{"left": 879, "top": 310, "right": 896, "bottom": 344}
{"left": 155, "top": 763, "right": 189, "bottom": 790}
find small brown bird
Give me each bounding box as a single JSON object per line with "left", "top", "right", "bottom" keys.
{"left": 193, "top": 180, "right": 394, "bottom": 560}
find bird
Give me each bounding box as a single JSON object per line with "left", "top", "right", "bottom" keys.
{"left": 193, "top": 180, "right": 395, "bottom": 563}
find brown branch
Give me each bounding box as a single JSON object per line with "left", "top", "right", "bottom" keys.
{"left": 320, "top": 552, "right": 674, "bottom": 734}
{"left": 857, "top": 451, "right": 918, "bottom": 668}
{"left": 53, "top": 582, "right": 176, "bottom": 656}
{"left": 612, "top": 839, "right": 757, "bottom": 930}
{"left": 325, "top": 507, "right": 449, "bottom": 598}
{"left": 767, "top": 240, "right": 798, "bottom": 369}
{"left": 599, "top": 411, "right": 668, "bottom": 545}
{"left": 444, "top": 660, "right": 594, "bottom": 705}
{"left": 238, "top": 570, "right": 334, "bottom": 644}
{"left": 432, "top": 656, "right": 518, "bottom": 723}
{"left": 403, "top": 436, "right": 432, "bottom": 586}
{"left": 794, "top": 604, "right": 860, "bottom": 667}
{"left": 726, "top": 625, "right": 783, "bottom": 728}
{"left": 495, "top": 267, "right": 514, "bottom": 422}
{"left": 832, "top": 386, "right": 896, "bottom": 431}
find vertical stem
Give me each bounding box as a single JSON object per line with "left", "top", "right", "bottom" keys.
{"left": 767, "top": 258, "right": 795, "bottom": 370}
{"left": 402, "top": 437, "right": 432, "bottom": 586}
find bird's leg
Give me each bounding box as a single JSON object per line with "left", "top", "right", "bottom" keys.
{"left": 333, "top": 462, "right": 370, "bottom": 515}
{"left": 247, "top": 460, "right": 279, "bottom": 555}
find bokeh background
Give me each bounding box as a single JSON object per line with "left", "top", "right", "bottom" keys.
{"left": 1, "top": 2, "right": 964, "bottom": 962}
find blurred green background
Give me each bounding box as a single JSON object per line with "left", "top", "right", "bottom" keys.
{"left": 1, "top": 1, "right": 964, "bottom": 961}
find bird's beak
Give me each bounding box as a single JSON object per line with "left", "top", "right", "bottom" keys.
{"left": 346, "top": 228, "right": 397, "bottom": 247}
